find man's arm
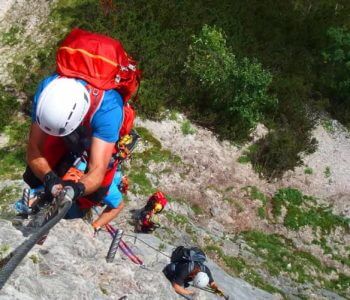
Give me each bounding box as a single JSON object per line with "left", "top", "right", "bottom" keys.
{"left": 79, "top": 136, "right": 115, "bottom": 195}
{"left": 26, "top": 123, "right": 52, "bottom": 181}
{"left": 172, "top": 282, "right": 194, "bottom": 296}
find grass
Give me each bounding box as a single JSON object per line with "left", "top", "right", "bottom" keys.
{"left": 304, "top": 167, "right": 313, "bottom": 175}
{"left": 99, "top": 285, "right": 108, "bottom": 295}
{"left": 324, "top": 166, "right": 331, "bottom": 178}
{"left": 272, "top": 188, "right": 349, "bottom": 233}
{"left": 29, "top": 254, "right": 39, "bottom": 264}
{"left": 158, "top": 243, "right": 166, "bottom": 252}
{"left": 205, "top": 243, "right": 283, "bottom": 295}
{"left": 0, "top": 147, "right": 26, "bottom": 180}
{"left": 237, "top": 155, "right": 250, "bottom": 164}
{"left": 181, "top": 120, "right": 196, "bottom": 135}
{"left": 191, "top": 204, "right": 203, "bottom": 215}
{"left": 133, "top": 127, "right": 181, "bottom": 164}
{"left": 0, "top": 244, "right": 10, "bottom": 260}
{"left": 165, "top": 211, "right": 188, "bottom": 226}
{"left": 242, "top": 230, "right": 350, "bottom": 296}
{"left": 0, "top": 26, "right": 23, "bottom": 46}
{"left": 244, "top": 186, "right": 268, "bottom": 219}
{"left": 168, "top": 110, "right": 179, "bottom": 121}
{"left": 243, "top": 231, "right": 324, "bottom": 283}
{"left": 0, "top": 118, "right": 30, "bottom": 180}
{"left": 322, "top": 120, "right": 335, "bottom": 134}
{"left": 127, "top": 127, "right": 181, "bottom": 196}
{"left": 0, "top": 86, "right": 20, "bottom": 133}
{"left": 128, "top": 168, "right": 154, "bottom": 196}
{"left": 0, "top": 185, "right": 22, "bottom": 218}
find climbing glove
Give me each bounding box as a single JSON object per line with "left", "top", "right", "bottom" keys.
{"left": 44, "top": 171, "right": 63, "bottom": 198}
{"left": 63, "top": 180, "right": 86, "bottom": 202}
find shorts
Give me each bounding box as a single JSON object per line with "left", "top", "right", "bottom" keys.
{"left": 102, "top": 171, "right": 123, "bottom": 208}
{"left": 65, "top": 171, "right": 123, "bottom": 219}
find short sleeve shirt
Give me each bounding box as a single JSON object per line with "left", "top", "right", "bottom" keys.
{"left": 32, "top": 74, "right": 123, "bottom": 143}
{"left": 169, "top": 262, "right": 214, "bottom": 286}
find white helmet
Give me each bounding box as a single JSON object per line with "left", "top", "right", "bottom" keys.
{"left": 193, "top": 272, "right": 209, "bottom": 288}
{"left": 36, "top": 77, "right": 90, "bottom": 136}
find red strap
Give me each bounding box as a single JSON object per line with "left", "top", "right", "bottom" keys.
{"left": 83, "top": 84, "right": 105, "bottom": 127}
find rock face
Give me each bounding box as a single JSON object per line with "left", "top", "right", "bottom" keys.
{"left": 0, "top": 219, "right": 275, "bottom": 300}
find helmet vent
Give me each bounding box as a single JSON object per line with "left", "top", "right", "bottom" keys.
{"left": 68, "top": 111, "right": 73, "bottom": 120}
{"left": 84, "top": 94, "right": 89, "bottom": 103}
{"left": 58, "top": 128, "right": 66, "bottom": 135}
{"left": 36, "top": 116, "right": 40, "bottom": 125}
{"left": 44, "top": 126, "right": 51, "bottom": 132}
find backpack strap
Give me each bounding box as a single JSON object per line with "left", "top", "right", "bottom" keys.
{"left": 83, "top": 84, "right": 105, "bottom": 126}
{"left": 188, "top": 261, "right": 194, "bottom": 275}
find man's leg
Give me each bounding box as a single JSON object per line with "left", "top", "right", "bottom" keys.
{"left": 92, "top": 171, "right": 124, "bottom": 228}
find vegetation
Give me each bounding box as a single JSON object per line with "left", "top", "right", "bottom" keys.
{"left": 0, "top": 26, "right": 23, "bottom": 46}
{"left": 2, "top": 0, "right": 349, "bottom": 179}
{"left": 205, "top": 243, "right": 282, "bottom": 294}
{"left": 244, "top": 186, "right": 268, "bottom": 219}
{"left": 191, "top": 203, "right": 203, "bottom": 215}
{"left": 324, "top": 166, "right": 331, "bottom": 178}
{"left": 242, "top": 230, "right": 350, "bottom": 297}
{"left": 272, "top": 188, "right": 349, "bottom": 233}
{"left": 0, "top": 119, "right": 30, "bottom": 179}
{"left": 304, "top": 167, "right": 313, "bottom": 175}
{"left": 185, "top": 25, "right": 277, "bottom": 141}
{"left": 181, "top": 120, "right": 196, "bottom": 135}
{"left": 0, "top": 185, "right": 22, "bottom": 218}
{"left": 29, "top": 254, "right": 40, "bottom": 264}
{"left": 321, "top": 27, "right": 350, "bottom": 127}
{"left": 0, "top": 244, "right": 10, "bottom": 260}
{"left": 0, "top": 86, "right": 19, "bottom": 132}
{"left": 127, "top": 127, "right": 181, "bottom": 196}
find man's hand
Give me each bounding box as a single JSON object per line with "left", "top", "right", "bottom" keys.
{"left": 44, "top": 171, "right": 63, "bottom": 197}
{"left": 63, "top": 180, "right": 85, "bottom": 201}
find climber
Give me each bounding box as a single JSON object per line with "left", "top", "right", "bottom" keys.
{"left": 20, "top": 29, "right": 140, "bottom": 232}
{"left": 136, "top": 191, "right": 168, "bottom": 233}
{"left": 22, "top": 75, "right": 124, "bottom": 232}
{"left": 163, "top": 246, "right": 222, "bottom": 297}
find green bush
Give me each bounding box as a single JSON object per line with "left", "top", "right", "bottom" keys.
{"left": 181, "top": 120, "right": 196, "bottom": 135}
{"left": 248, "top": 88, "right": 317, "bottom": 179}
{"left": 321, "top": 27, "right": 350, "bottom": 127}
{"left": 185, "top": 25, "right": 277, "bottom": 141}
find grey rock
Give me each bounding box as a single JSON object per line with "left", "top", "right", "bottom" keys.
{"left": 0, "top": 219, "right": 275, "bottom": 300}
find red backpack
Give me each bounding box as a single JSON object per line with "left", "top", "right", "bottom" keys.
{"left": 56, "top": 28, "right": 141, "bottom": 136}
{"left": 144, "top": 191, "right": 168, "bottom": 212}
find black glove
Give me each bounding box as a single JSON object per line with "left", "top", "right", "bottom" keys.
{"left": 44, "top": 171, "right": 63, "bottom": 197}
{"left": 63, "top": 180, "right": 86, "bottom": 202}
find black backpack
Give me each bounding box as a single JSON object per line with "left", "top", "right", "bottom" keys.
{"left": 169, "top": 246, "right": 206, "bottom": 274}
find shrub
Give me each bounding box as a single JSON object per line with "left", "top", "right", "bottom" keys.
{"left": 185, "top": 25, "right": 277, "bottom": 141}
{"left": 321, "top": 27, "right": 350, "bottom": 127}
{"left": 181, "top": 120, "right": 196, "bottom": 135}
